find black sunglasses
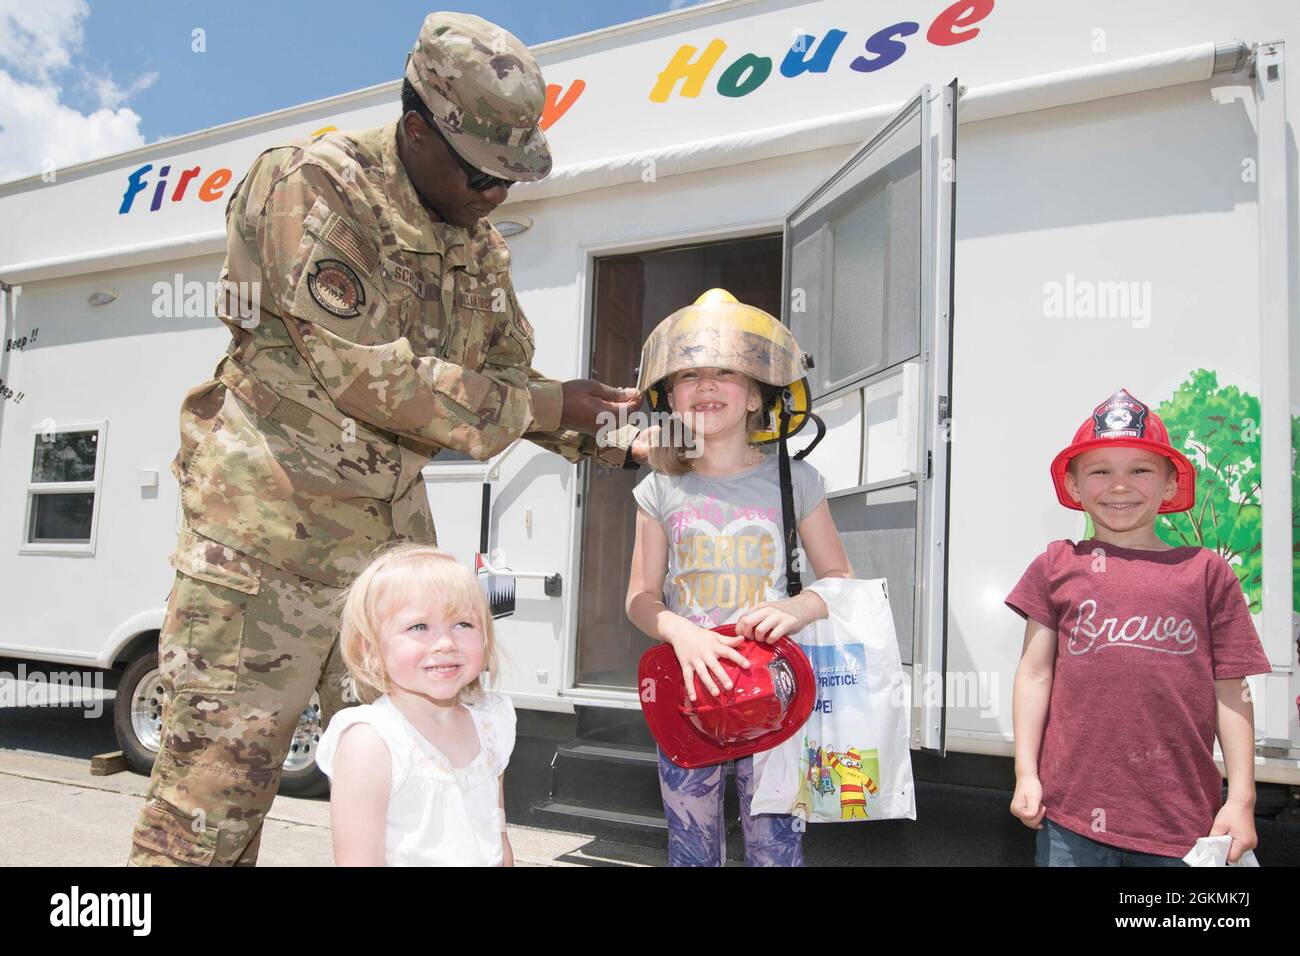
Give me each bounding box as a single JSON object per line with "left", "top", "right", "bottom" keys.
{"left": 419, "top": 112, "right": 516, "bottom": 193}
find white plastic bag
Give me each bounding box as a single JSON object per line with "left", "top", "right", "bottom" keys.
{"left": 1181, "top": 835, "right": 1260, "bottom": 867}
{"left": 751, "top": 577, "right": 916, "bottom": 822}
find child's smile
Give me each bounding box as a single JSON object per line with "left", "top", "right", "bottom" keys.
{"left": 422, "top": 660, "right": 465, "bottom": 680}
{"left": 670, "top": 367, "right": 758, "bottom": 438}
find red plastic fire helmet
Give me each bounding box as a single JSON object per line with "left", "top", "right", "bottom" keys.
{"left": 1050, "top": 388, "right": 1196, "bottom": 513}
{"left": 638, "top": 624, "right": 816, "bottom": 769}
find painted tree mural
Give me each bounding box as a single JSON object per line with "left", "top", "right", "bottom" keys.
{"left": 1154, "top": 371, "right": 1265, "bottom": 610}
{"left": 1078, "top": 372, "right": 1294, "bottom": 618}
{"left": 1082, "top": 371, "right": 1299, "bottom": 614}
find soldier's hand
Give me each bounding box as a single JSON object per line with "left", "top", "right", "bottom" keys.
{"left": 560, "top": 379, "right": 640, "bottom": 434}
{"left": 629, "top": 425, "right": 658, "bottom": 465}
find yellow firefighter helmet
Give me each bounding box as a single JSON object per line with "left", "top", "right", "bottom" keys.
{"left": 636, "top": 288, "right": 813, "bottom": 444}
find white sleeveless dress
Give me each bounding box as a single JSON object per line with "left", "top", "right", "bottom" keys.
{"left": 316, "top": 691, "right": 516, "bottom": 866}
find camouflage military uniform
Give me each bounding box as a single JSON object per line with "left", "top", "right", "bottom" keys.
{"left": 129, "top": 15, "right": 633, "bottom": 866}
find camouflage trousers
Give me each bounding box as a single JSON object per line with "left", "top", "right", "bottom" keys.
{"left": 128, "top": 540, "right": 348, "bottom": 866}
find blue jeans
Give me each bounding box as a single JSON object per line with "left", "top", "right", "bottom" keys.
{"left": 657, "top": 750, "right": 803, "bottom": 867}
{"left": 1035, "top": 818, "right": 1187, "bottom": 867}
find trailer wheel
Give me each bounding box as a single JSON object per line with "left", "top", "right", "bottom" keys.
{"left": 114, "top": 646, "right": 330, "bottom": 797}
{"left": 277, "top": 691, "right": 329, "bottom": 798}
{"left": 114, "top": 651, "right": 168, "bottom": 775}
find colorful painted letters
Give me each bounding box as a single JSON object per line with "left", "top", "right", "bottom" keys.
{"left": 651, "top": 0, "right": 994, "bottom": 102}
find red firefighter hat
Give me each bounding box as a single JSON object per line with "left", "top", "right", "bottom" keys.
{"left": 1050, "top": 388, "right": 1195, "bottom": 513}
{"left": 638, "top": 625, "right": 816, "bottom": 769}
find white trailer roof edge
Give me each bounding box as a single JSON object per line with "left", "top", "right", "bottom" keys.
{"left": 0, "top": 39, "right": 1252, "bottom": 286}
{"left": 515, "top": 39, "right": 1245, "bottom": 204}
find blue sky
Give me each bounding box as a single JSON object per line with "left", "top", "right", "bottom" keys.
{"left": 0, "top": 0, "right": 710, "bottom": 181}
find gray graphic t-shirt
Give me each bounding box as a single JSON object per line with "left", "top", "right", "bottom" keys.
{"left": 632, "top": 455, "right": 827, "bottom": 628}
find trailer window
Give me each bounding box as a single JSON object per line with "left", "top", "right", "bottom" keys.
{"left": 22, "top": 423, "right": 106, "bottom": 554}
{"left": 788, "top": 97, "right": 922, "bottom": 396}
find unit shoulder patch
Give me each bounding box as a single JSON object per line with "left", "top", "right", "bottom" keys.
{"left": 307, "top": 258, "right": 365, "bottom": 319}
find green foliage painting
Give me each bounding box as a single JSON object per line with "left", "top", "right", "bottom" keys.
{"left": 1085, "top": 370, "right": 1298, "bottom": 614}
{"left": 1156, "top": 372, "right": 1263, "bottom": 610}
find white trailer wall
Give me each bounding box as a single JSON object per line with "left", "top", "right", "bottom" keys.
{"left": 947, "top": 77, "right": 1268, "bottom": 751}
{"left": 0, "top": 253, "right": 226, "bottom": 664}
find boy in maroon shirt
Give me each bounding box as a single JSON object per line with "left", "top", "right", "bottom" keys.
{"left": 1005, "top": 388, "right": 1271, "bottom": 866}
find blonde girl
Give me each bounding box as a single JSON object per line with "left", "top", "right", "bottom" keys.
{"left": 315, "top": 543, "right": 515, "bottom": 866}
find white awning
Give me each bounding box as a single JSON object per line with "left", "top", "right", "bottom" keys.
{"left": 508, "top": 41, "right": 1227, "bottom": 203}
{"left": 0, "top": 41, "right": 1239, "bottom": 285}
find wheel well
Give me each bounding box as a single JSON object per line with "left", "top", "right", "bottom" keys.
{"left": 113, "top": 630, "right": 160, "bottom": 669}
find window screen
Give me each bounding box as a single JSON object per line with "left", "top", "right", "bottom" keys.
{"left": 789, "top": 99, "right": 923, "bottom": 395}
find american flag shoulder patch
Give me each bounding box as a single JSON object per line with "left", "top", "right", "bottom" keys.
{"left": 321, "top": 214, "right": 378, "bottom": 277}
{"left": 515, "top": 312, "right": 534, "bottom": 340}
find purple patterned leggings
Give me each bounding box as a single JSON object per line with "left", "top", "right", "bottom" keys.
{"left": 657, "top": 749, "right": 804, "bottom": 867}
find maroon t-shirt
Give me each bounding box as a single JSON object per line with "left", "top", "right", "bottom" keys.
{"left": 1005, "top": 538, "right": 1270, "bottom": 856}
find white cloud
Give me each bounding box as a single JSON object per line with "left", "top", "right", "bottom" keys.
{"left": 89, "top": 69, "right": 158, "bottom": 110}
{"left": 0, "top": 0, "right": 84, "bottom": 82}
{"left": 0, "top": 0, "right": 154, "bottom": 182}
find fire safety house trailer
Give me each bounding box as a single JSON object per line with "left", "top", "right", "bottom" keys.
{"left": 0, "top": 0, "right": 1297, "bottom": 829}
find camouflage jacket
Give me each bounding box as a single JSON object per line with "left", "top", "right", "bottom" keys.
{"left": 172, "top": 120, "right": 631, "bottom": 588}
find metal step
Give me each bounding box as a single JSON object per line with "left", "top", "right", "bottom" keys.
{"left": 555, "top": 738, "right": 658, "bottom": 766}
{"left": 536, "top": 722, "right": 667, "bottom": 833}
{"left": 549, "top": 742, "right": 663, "bottom": 814}
{"left": 533, "top": 798, "right": 668, "bottom": 832}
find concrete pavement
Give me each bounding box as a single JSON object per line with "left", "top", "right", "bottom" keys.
{"left": 0, "top": 748, "right": 665, "bottom": 867}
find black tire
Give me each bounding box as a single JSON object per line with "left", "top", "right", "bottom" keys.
{"left": 277, "top": 689, "right": 330, "bottom": 798}
{"left": 114, "top": 642, "right": 330, "bottom": 797}
{"left": 113, "top": 649, "right": 166, "bottom": 776}
{"left": 278, "top": 765, "right": 329, "bottom": 798}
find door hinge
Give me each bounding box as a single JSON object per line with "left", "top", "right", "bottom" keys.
{"left": 576, "top": 492, "right": 582, "bottom": 508}
{"left": 926, "top": 450, "right": 933, "bottom": 479}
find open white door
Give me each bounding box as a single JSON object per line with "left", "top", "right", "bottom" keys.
{"left": 782, "top": 81, "right": 957, "bottom": 753}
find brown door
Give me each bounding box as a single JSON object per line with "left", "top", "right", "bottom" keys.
{"left": 574, "top": 237, "right": 783, "bottom": 689}
{"left": 575, "top": 256, "right": 651, "bottom": 687}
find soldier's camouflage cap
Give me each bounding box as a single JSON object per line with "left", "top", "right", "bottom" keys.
{"left": 405, "top": 12, "right": 552, "bottom": 182}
